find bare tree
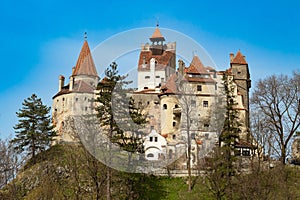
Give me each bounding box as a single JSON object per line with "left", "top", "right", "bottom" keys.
{"left": 0, "top": 138, "right": 22, "bottom": 189}
{"left": 251, "top": 72, "right": 300, "bottom": 164}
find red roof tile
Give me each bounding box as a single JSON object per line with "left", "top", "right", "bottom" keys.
{"left": 160, "top": 73, "right": 178, "bottom": 94}
{"left": 73, "top": 40, "right": 98, "bottom": 77}
{"left": 138, "top": 50, "right": 175, "bottom": 71}
{"left": 150, "top": 27, "right": 165, "bottom": 41}
{"left": 185, "top": 55, "right": 209, "bottom": 74}
{"left": 231, "top": 50, "right": 247, "bottom": 65}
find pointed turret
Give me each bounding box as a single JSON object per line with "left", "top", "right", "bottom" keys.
{"left": 150, "top": 26, "right": 165, "bottom": 43}
{"left": 230, "top": 50, "right": 247, "bottom": 65}
{"left": 73, "top": 40, "right": 98, "bottom": 77}
{"left": 186, "top": 55, "right": 210, "bottom": 74}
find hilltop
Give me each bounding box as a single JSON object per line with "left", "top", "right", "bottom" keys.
{"left": 1, "top": 143, "right": 300, "bottom": 200}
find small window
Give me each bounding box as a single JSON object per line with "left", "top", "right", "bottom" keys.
{"left": 155, "top": 137, "right": 158, "bottom": 142}
{"left": 173, "top": 122, "right": 176, "bottom": 127}
{"left": 213, "top": 73, "right": 217, "bottom": 78}
{"left": 191, "top": 100, "right": 196, "bottom": 107}
{"left": 197, "top": 85, "right": 202, "bottom": 91}
{"left": 145, "top": 76, "right": 150, "bottom": 79}
{"left": 238, "top": 71, "right": 241, "bottom": 74}
{"left": 144, "top": 87, "right": 148, "bottom": 89}
{"left": 215, "top": 84, "right": 217, "bottom": 90}
{"left": 156, "top": 75, "right": 160, "bottom": 78}
{"left": 147, "top": 153, "right": 154, "bottom": 158}
{"left": 150, "top": 137, "right": 153, "bottom": 142}
{"left": 169, "top": 150, "right": 173, "bottom": 159}
{"left": 203, "top": 101, "right": 208, "bottom": 107}
{"left": 174, "top": 104, "right": 179, "bottom": 108}
{"left": 54, "top": 108, "right": 57, "bottom": 112}
{"left": 205, "top": 133, "right": 209, "bottom": 139}
{"left": 85, "top": 107, "right": 88, "bottom": 111}
{"left": 150, "top": 126, "right": 154, "bottom": 130}
{"left": 76, "top": 98, "right": 78, "bottom": 101}
{"left": 163, "top": 104, "right": 167, "bottom": 110}
{"left": 191, "top": 133, "right": 196, "bottom": 139}
{"left": 204, "top": 124, "right": 209, "bottom": 128}
{"left": 172, "top": 134, "right": 176, "bottom": 140}
{"left": 147, "top": 101, "right": 150, "bottom": 105}
{"left": 242, "top": 150, "right": 250, "bottom": 156}
{"left": 161, "top": 78, "right": 165, "bottom": 82}
{"left": 62, "top": 98, "right": 65, "bottom": 101}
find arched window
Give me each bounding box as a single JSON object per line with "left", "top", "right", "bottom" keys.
{"left": 163, "top": 104, "right": 167, "bottom": 110}
{"left": 147, "top": 153, "right": 154, "bottom": 158}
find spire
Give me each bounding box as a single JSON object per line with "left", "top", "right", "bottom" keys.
{"left": 72, "top": 40, "right": 98, "bottom": 77}
{"left": 150, "top": 26, "right": 165, "bottom": 42}
{"left": 230, "top": 50, "right": 248, "bottom": 65}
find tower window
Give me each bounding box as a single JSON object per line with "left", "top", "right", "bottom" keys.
{"left": 197, "top": 85, "right": 202, "bottom": 91}
{"left": 203, "top": 101, "right": 208, "bottom": 107}
{"left": 150, "top": 137, "right": 153, "bottom": 142}
{"left": 155, "top": 137, "right": 158, "bottom": 142}
{"left": 163, "top": 104, "right": 167, "bottom": 110}
{"left": 173, "top": 122, "right": 176, "bottom": 127}
{"left": 173, "top": 134, "right": 176, "bottom": 140}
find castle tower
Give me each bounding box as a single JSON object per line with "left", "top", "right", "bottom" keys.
{"left": 52, "top": 39, "right": 99, "bottom": 143}
{"left": 230, "top": 50, "right": 251, "bottom": 132}
{"left": 137, "top": 26, "right": 176, "bottom": 91}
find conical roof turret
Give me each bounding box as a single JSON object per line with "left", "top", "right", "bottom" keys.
{"left": 73, "top": 40, "right": 98, "bottom": 77}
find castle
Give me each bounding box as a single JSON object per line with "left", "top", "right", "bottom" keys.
{"left": 52, "top": 27, "right": 254, "bottom": 166}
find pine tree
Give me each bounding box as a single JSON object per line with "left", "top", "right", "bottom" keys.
{"left": 11, "top": 94, "right": 56, "bottom": 159}
{"left": 95, "top": 62, "right": 147, "bottom": 200}
{"left": 220, "top": 72, "right": 241, "bottom": 147}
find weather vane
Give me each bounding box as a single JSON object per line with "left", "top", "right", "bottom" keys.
{"left": 84, "top": 32, "right": 87, "bottom": 40}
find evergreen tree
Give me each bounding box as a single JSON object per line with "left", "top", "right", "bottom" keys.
{"left": 220, "top": 72, "right": 241, "bottom": 148}
{"left": 11, "top": 94, "right": 56, "bottom": 159}
{"left": 95, "top": 62, "right": 147, "bottom": 199}
{"left": 96, "top": 62, "right": 147, "bottom": 152}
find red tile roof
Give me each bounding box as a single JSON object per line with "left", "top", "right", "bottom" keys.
{"left": 138, "top": 50, "right": 175, "bottom": 71}
{"left": 231, "top": 50, "right": 247, "bottom": 65}
{"left": 185, "top": 55, "right": 210, "bottom": 74}
{"left": 73, "top": 40, "right": 98, "bottom": 77}
{"left": 161, "top": 73, "right": 178, "bottom": 94}
{"left": 52, "top": 80, "right": 95, "bottom": 99}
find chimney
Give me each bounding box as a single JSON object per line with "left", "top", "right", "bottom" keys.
{"left": 178, "top": 59, "right": 185, "bottom": 76}
{"left": 72, "top": 67, "right": 75, "bottom": 75}
{"left": 58, "top": 75, "right": 65, "bottom": 92}
{"left": 69, "top": 76, "right": 74, "bottom": 91}
{"left": 230, "top": 53, "right": 234, "bottom": 62}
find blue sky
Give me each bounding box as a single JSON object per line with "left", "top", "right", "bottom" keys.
{"left": 0, "top": 0, "right": 300, "bottom": 139}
